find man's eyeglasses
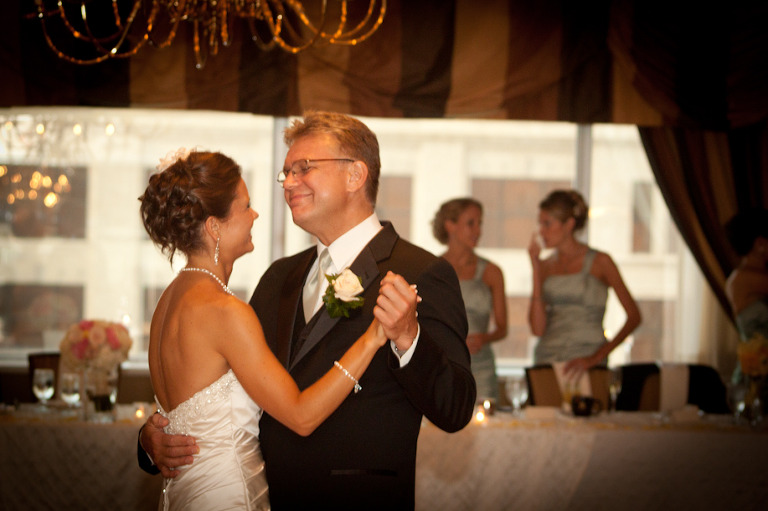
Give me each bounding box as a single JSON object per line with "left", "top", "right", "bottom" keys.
{"left": 277, "top": 158, "right": 355, "bottom": 184}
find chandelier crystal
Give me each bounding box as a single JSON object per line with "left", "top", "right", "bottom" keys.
{"left": 29, "top": 0, "right": 387, "bottom": 69}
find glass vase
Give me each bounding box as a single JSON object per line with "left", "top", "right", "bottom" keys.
{"left": 84, "top": 365, "right": 118, "bottom": 422}
{"left": 739, "top": 375, "right": 765, "bottom": 426}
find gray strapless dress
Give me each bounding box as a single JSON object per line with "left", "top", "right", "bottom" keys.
{"left": 534, "top": 249, "right": 609, "bottom": 365}
{"left": 156, "top": 369, "right": 270, "bottom": 510}
{"left": 460, "top": 257, "right": 498, "bottom": 401}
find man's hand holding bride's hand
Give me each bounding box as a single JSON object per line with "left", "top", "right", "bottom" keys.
{"left": 374, "top": 271, "right": 421, "bottom": 352}
{"left": 141, "top": 412, "right": 199, "bottom": 478}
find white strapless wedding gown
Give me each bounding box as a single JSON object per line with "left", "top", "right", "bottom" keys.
{"left": 156, "top": 370, "right": 270, "bottom": 510}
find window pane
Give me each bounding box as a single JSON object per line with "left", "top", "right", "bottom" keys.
{"left": 632, "top": 182, "right": 652, "bottom": 253}
{"left": 1, "top": 164, "right": 86, "bottom": 238}
{"left": 0, "top": 108, "right": 276, "bottom": 364}
{"left": 376, "top": 176, "right": 412, "bottom": 240}
{"left": 473, "top": 179, "right": 570, "bottom": 249}
{"left": 590, "top": 124, "right": 695, "bottom": 367}
{"left": 0, "top": 112, "right": 708, "bottom": 378}
{"left": 1, "top": 284, "right": 83, "bottom": 349}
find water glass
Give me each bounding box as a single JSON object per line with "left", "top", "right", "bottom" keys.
{"left": 562, "top": 380, "right": 578, "bottom": 413}
{"left": 32, "top": 368, "right": 55, "bottom": 405}
{"left": 61, "top": 372, "right": 81, "bottom": 406}
{"left": 505, "top": 377, "right": 528, "bottom": 415}
{"left": 609, "top": 368, "right": 623, "bottom": 411}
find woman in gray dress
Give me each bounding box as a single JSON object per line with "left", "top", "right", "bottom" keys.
{"left": 528, "top": 190, "right": 641, "bottom": 378}
{"left": 433, "top": 198, "right": 508, "bottom": 401}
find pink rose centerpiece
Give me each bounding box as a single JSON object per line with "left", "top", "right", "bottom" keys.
{"left": 60, "top": 320, "right": 132, "bottom": 417}
{"left": 60, "top": 320, "right": 132, "bottom": 372}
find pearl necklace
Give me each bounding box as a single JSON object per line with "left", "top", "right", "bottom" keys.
{"left": 179, "top": 267, "right": 234, "bottom": 296}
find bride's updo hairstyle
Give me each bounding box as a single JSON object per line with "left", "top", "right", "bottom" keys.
{"left": 539, "top": 189, "right": 589, "bottom": 232}
{"left": 139, "top": 150, "right": 241, "bottom": 263}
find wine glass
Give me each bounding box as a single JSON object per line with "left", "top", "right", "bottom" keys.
{"left": 609, "top": 367, "right": 623, "bottom": 412}
{"left": 726, "top": 381, "right": 747, "bottom": 424}
{"left": 32, "top": 368, "right": 55, "bottom": 406}
{"left": 60, "top": 372, "right": 81, "bottom": 407}
{"left": 505, "top": 376, "right": 528, "bottom": 415}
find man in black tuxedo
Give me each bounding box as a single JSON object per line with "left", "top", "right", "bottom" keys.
{"left": 139, "top": 111, "right": 475, "bottom": 510}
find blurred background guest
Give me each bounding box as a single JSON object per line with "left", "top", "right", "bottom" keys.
{"left": 528, "top": 190, "right": 641, "bottom": 376}
{"left": 433, "top": 198, "right": 507, "bottom": 401}
{"left": 724, "top": 208, "right": 768, "bottom": 391}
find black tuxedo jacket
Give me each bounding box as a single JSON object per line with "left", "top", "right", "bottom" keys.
{"left": 250, "top": 222, "right": 475, "bottom": 510}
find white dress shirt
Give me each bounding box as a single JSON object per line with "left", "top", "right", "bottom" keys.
{"left": 306, "top": 213, "right": 419, "bottom": 366}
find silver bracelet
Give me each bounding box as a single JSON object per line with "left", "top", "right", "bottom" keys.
{"left": 334, "top": 361, "right": 362, "bottom": 393}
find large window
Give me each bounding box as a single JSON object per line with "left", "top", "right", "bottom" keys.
{"left": 0, "top": 108, "right": 707, "bottom": 373}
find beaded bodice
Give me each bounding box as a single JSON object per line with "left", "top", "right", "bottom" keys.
{"left": 156, "top": 370, "right": 244, "bottom": 435}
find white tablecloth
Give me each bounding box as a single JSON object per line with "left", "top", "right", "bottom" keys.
{"left": 0, "top": 405, "right": 162, "bottom": 511}
{"left": 3, "top": 405, "right": 765, "bottom": 511}
{"left": 415, "top": 410, "right": 768, "bottom": 511}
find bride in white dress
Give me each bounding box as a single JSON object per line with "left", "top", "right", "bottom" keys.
{"left": 139, "top": 149, "right": 416, "bottom": 510}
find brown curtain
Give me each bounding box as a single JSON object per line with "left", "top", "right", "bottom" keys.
{"left": 607, "top": 1, "right": 768, "bottom": 324}
{"left": 637, "top": 124, "right": 768, "bottom": 375}
{"left": 638, "top": 124, "right": 768, "bottom": 313}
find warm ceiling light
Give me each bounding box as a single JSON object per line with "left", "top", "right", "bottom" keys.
{"left": 29, "top": 0, "right": 386, "bottom": 69}
{"left": 44, "top": 192, "right": 59, "bottom": 208}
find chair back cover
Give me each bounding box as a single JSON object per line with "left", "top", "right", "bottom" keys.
{"left": 525, "top": 365, "right": 561, "bottom": 406}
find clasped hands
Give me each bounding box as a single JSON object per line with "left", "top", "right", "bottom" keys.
{"left": 374, "top": 271, "right": 421, "bottom": 353}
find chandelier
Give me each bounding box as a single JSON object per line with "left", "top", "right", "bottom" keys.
{"left": 28, "top": 0, "right": 387, "bottom": 69}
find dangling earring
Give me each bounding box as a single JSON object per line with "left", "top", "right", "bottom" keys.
{"left": 214, "top": 235, "right": 220, "bottom": 265}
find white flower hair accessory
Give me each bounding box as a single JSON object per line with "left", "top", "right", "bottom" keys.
{"left": 156, "top": 147, "right": 197, "bottom": 172}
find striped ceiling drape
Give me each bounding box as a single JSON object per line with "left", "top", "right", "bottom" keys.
{"left": 3, "top": 0, "right": 667, "bottom": 123}
{"left": 2, "top": 0, "right": 767, "bottom": 326}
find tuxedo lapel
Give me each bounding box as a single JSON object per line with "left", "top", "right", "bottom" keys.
{"left": 276, "top": 250, "right": 315, "bottom": 366}
{"left": 288, "top": 222, "right": 399, "bottom": 370}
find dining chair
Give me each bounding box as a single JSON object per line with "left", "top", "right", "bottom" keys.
{"left": 686, "top": 364, "right": 730, "bottom": 413}
{"left": 615, "top": 363, "right": 660, "bottom": 411}
{"left": 28, "top": 352, "right": 62, "bottom": 400}
{"left": 587, "top": 367, "right": 611, "bottom": 411}
{"left": 615, "top": 363, "right": 729, "bottom": 413}
{"left": 525, "top": 365, "right": 561, "bottom": 406}
{"left": 526, "top": 364, "right": 613, "bottom": 408}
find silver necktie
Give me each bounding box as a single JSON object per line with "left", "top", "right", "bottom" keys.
{"left": 303, "top": 248, "right": 332, "bottom": 322}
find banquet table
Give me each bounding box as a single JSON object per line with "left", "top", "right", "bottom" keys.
{"left": 0, "top": 403, "right": 163, "bottom": 510}
{"left": 3, "top": 403, "right": 766, "bottom": 511}
{"left": 415, "top": 408, "right": 768, "bottom": 511}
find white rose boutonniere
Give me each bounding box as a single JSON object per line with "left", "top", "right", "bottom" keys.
{"left": 323, "top": 269, "right": 365, "bottom": 318}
